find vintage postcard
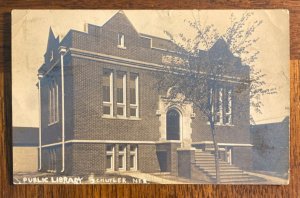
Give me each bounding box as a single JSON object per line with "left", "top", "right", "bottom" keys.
{"left": 12, "top": 10, "right": 289, "bottom": 184}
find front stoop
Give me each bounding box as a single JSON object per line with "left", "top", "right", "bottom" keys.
{"left": 193, "top": 150, "right": 266, "bottom": 184}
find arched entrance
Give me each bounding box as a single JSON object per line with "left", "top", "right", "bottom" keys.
{"left": 166, "top": 109, "right": 181, "bottom": 140}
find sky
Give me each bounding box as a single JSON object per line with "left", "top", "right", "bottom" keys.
{"left": 12, "top": 10, "right": 289, "bottom": 127}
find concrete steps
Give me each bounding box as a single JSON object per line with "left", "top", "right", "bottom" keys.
{"left": 194, "top": 150, "right": 265, "bottom": 184}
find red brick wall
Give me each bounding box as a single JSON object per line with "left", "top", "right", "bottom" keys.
{"left": 70, "top": 13, "right": 176, "bottom": 66}
{"left": 71, "top": 143, "right": 106, "bottom": 175}
{"left": 71, "top": 57, "right": 160, "bottom": 141}
{"left": 138, "top": 144, "right": 160, "bottom": 173}
{"left": 191, "top": 85, "right": 251, "bottom": 144}
{"left": 68, "top": 143, "right": 161, "bottom": 175}
{"left": 40, "top": 56, "right": 75, "bottom": 145}
{"left": 40, "top": 68, "right": 62, "bottom": 145}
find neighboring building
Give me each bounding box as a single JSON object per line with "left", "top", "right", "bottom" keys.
{"left": 13, "top": 127, "right": 39, "bottom": 172}
{"left": 37, "top": 11, "right": 252, "bottom": 177}
{"left": 251, "top": 117, "right": 289, "bottom": 178}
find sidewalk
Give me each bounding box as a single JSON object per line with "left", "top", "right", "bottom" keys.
{"left": 118, "top": 171, "right": 189, "bottom": 184}
{"left": 244, "top": 171, "right": 289, "bottom": 184}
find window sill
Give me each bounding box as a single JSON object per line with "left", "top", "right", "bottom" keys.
{"left": 48, "top": 121, "right": 59, "bottom": 126}
{"left": 116, "top": 116, "right": 127, "bottom": 119}
{"left": 102, "top": 116, "right": 141, "bottom": 121}
{"left": 129, "top": 117, "right": 141, "bottom": 120}
{"left": 215, "top": 123, "right": 234, "bottom": 127}
{"left": 158, "top": 140, "right": 181, "bottom": 143}
{"left": 206, "top": 122, "right": 234, "bottom": 127}
{"left": 102, "top": 115, "right": 115, "bottom": 119}
{"left": 117, "top": 45, "right": 127, "bottom": 50}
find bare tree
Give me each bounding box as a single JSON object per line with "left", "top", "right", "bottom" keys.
{"left": 154, "top": 11, "right": 275, "bottom": 183}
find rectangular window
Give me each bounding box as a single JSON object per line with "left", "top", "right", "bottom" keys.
{"left": 130, "top": 88, "right": 136, "bottom": 105}
{"left": 129, "top": 73, "right": 139, "bottom": 118}
{"left": 129, "top": 145, "right": 137, "bottom": 170}
{"left": 116, "top": 72, "right": 126, "bottom": 117}
{"left": 118, "top": 155, "right": 124, "bottom": 168}
{"left": 48, "top": 80, "right": 59, "bottom": 124}
{"left": 56, "top": 82, "right": 59, "bottom": 122}
{"left": 103, "top": 86, "right": 110, "bottom": 102}
{"left": 130, "top": 108, "right": 136, "bottom": 117}
{"left": 103, "top": 69, "right": 113, "bottom": 116}
{"left": 130, "top": 155, "right": 134, "bottom": 168}
{"left": 118, "top": 33, "right": 126, "bottom": 48}
{"left": 49, "top": 85, "right": 52, "bottom": 123}
{"left": 101, "top": 70, "right": 140, "bottom": 119}
{"left": 106, "top": 155, "right": 112, "bottom": 169}
{"left": 106, "top": 145, "right": 115, "bottom": 171}
{"left": 118, "top": 145, "right": 126, "bottom": 170}
{"left": 52, "top": 83, "right": 55, "bottom": 122}
{"left": 224, "top": 88, "right": 232, "bottom": 125}
{"left": 208, "top": 87, "right": 233, "bottom": 126}
{"left": 215, "top": 88, "right": 223, "bottom": 124}
{"left": 117, "top": 88, "right": 123, "bottom": 103}
{"left": 117, "top": 107, "right": 124, "bottom": 116}
{"left": 48, "top": 148, "right": 57, "bottom": 173}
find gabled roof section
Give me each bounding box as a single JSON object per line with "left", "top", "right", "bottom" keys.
{"left": 209, "top": 37, "right": 233, "bottom": 58}
{"left": 207, "top": 37, "right": 244, "bottom": 67}
{"left": 102, "top": 10, "right": 139, "bottom": 35}
{"left": 45, "top": 27, "right": 59, "bottom": 55}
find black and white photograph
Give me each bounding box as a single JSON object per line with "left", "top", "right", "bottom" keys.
{"left": 12, "top": 10, "right": 289, "bottom": 184}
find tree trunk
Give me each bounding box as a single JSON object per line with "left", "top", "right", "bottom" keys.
{"left": 208, "top": 85, "right": 220, "bottom": 183}
{"left": 210, "top": 123, "right": 220, "bottom": 183}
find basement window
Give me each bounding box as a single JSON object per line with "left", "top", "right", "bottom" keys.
{"left": 118, "top": 145, "right": 126, "bottom": 170}
{"left": 129, "top": 145, "right": 138, "bottom": 171}
{"left": 106, "top": 145, "right": 115, "bottom": 171}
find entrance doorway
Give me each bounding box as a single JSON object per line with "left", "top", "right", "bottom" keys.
{"left": 157, "top": 151, "right": 168, "bottom": 172}
{"left": 166, "top": 109, "right": 180, "bottom": 140}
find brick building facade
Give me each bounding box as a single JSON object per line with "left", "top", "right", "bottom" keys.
{"left": 37, "top": 11, "right": 253, "bottom": 176}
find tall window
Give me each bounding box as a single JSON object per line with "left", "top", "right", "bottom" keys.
{"left": 103, "top": 69, "right": 113, "bottom": 116}
{"left": 118, "top": 145, "right": 126, "bottom": 170}
{"left": 129, "top": 73, "right": 139, "bottom": 118}
{"left": 215, "top": 88, "right": 223, "bottom": 124}
{"left": 106, "top": 145, "right": 115, "bottom": 171}
{"left": 224, "top": 88, "right": 232, "bottom": 125}
{"left": 48, "top": 79, "right": 59, "bottom": 124}
{"left": 129, "top": 145, "right": 138, "bottom": 171}
{"left": 102, "top": 70, "right": 139, "bottom": 119}
{"left": 209, "top": 87, "right": 233, "bottom": 125}
{"left": 118, "top": 33, "right": 126, "bottom": 48}
{"left": 116, "top": 72, "right": 126, "bottom": 117}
